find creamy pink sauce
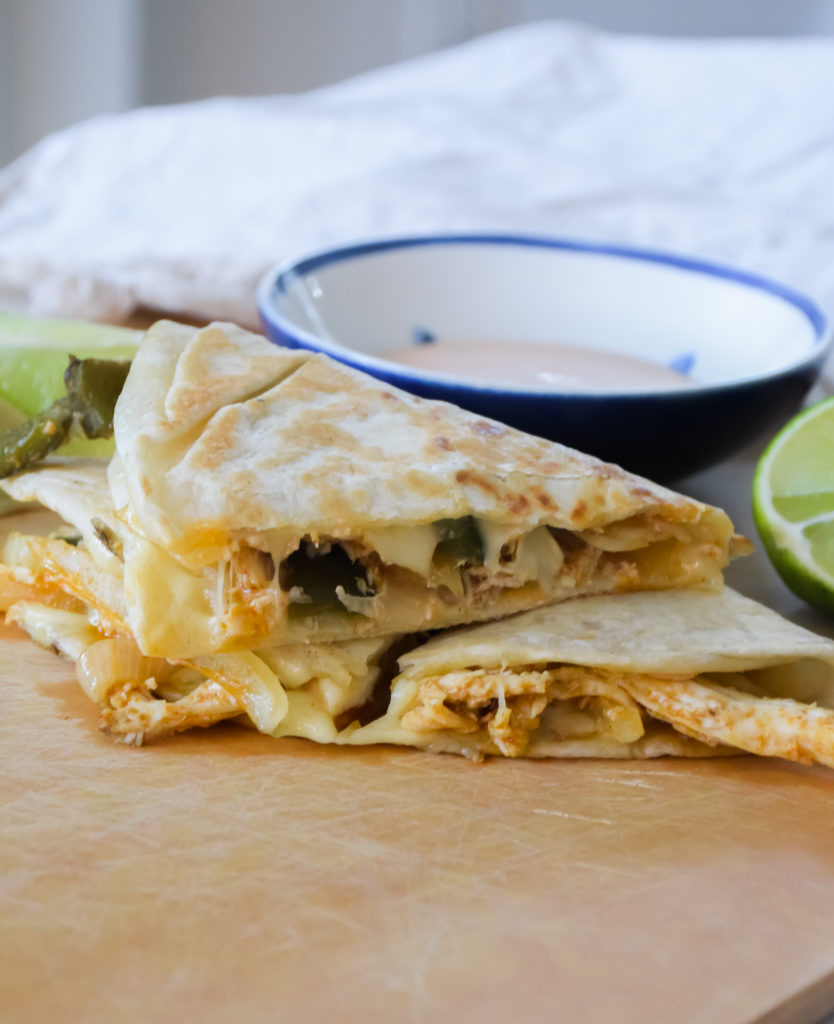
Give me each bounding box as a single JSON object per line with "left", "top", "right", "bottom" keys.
{"left": 385, "top": 339, "right": 692, "bottom": 391}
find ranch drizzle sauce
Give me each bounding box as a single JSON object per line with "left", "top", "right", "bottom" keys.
{"left": 385, "top": 339, "right": 692, "bottom": 391}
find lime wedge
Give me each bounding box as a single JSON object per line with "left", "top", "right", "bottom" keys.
{"left": 0, "top": 313, "right": 140, "bottom": 459}
{"left": 0, "top": 313, "right": 139, "bottom": 417}
{"left": 753, "top": 396, "right": 834, "bottom": 616}
{"left": 0, "top": 397, "right": 25, "bottom": 433}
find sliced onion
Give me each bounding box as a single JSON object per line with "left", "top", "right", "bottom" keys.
{"left": 76, "top": 636, "right": 169, "bottom": 703}
{"left": 194, "top": 651, "right": 288, "bottom": 734}
{"left": 514, "top": 526, "right": 565, "bottom": 589}
{"left": 601, "top": 703, "right": 645, "bottom": 744}
{"left": 335, "top": 585, "right": 379, "bottom": 617}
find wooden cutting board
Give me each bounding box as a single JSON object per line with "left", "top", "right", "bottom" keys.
{"left": 3, "top": 512, "right": 834, "bottom": 1023}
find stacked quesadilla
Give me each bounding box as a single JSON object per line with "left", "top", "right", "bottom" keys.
{"left": 349, "top": 589, "right": 834, "bottom": 766}
{"left": 2, "top": 320, "right": 833, "bottom": 769}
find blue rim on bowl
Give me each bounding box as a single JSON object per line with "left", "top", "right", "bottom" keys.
{"left": 257, "top": 233, "right": 832, "bottom": 481}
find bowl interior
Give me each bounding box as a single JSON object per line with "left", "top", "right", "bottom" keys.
{"left": 264, "top": 238, "right": 825, "bottom": 394}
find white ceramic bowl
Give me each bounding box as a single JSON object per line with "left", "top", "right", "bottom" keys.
{"left": 258, "top": 234, "right": 831, "bottom": 480}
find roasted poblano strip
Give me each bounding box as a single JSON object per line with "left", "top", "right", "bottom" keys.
{"left": 0, "top": 356, "right": 131, "bottom": 478}
{"left": 433, "top": 516, "right": 485, "bottom": 566}
{"left": 64, "top": 356, "right": 131, "bottom": 439}
{"left": 280, "top": 542, "right": 375, "bottom": 617}
{"left": 0, "top": 400, "right": 74, "bottom": 477}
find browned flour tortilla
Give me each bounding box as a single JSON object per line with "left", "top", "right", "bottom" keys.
{"left": 0, "top": 320, "right": 763, "bottom": 752}
{"left": 349, "top": 589, "right": 834, "bottom": 766}
{"left": 3, "top": 554, "right": 834, "bottom": 767}
{"left": 66, "top": 319, "right": 739, "bottom": 657}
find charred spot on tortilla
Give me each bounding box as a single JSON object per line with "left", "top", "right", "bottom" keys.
{"left": 508, "top": 494, "right": 532, "bottom": 516}
{"left": 0, "top": 322, "right": 748, "bottom": 723}
{"left": 472, "top": 420, "right": 508, "bottom": 438}
{"left": 454, "top": 468, "right": 500, "bottom": 498}
{"left": 570, "top": 500, "right": 588, "bottom": 523}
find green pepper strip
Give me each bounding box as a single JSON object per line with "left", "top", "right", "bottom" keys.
{"left": 64, "top": 356, "right": 131, "bottom": 439}
{"left": 0, "top": 400, "right": 74, "bottom": 479}
{"left": 0, "top": 356, "right": 132, "bottom": 478}
{"left": 280, "top": 543, "right": 375, "bottom": 617}
{"left": 433, "top": 516, "right": 485, "bottom": 566}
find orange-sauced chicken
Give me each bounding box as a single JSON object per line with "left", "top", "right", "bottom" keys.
{"left": 4, "top": 599, "right": 394, "bottom": 747}
{"left": 400, "top": 665, "right": 645, "bottom": 757}
{"left": 99, "top": 676, "right": 243, "bottom": 743}
{"left": 619, "top": 674, "right": 834, "bottom": 768}
{"left": 4, "top": 608, "right": 248, "bottom": 744}
{"left": 397, "top": 663, "right": 834, "bottom": 766}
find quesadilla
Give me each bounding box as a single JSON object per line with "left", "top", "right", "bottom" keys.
{"left": 347, "top": 589, "right": 834, "bottom": 767}
{"left": 87, "top": 319, "right": 742, "bottom": 657}
{"left": 0, "top": 459, "right": 402, "bottom": 742}
{"left": 0, "top": 318, "right": 755, "bottom": 748}
{"left": 6, "top": 524, "right": 834, "bottom": 770}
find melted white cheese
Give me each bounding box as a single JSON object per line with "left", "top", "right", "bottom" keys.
{"left": 364, "top": 524, "right": 438, "bottom": 578}
{"left": 272, "top": 690, "right": 339, "bottom": 743}
{"left": 477, "top": 521, "right": 519, "bottom": 573}
{"left": 123, "top": 529, "right": 218, "bottom": 657}
{"left": 513, "top": 526, "right": 564, "bottom": 587}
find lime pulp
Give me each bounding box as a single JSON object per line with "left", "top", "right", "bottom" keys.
{"left": 753, "top": 396, "right": 834, "bottom": 616}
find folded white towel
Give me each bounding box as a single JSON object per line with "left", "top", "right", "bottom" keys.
{"left": 1, "top": 21, "right": 833, "bottom": 327}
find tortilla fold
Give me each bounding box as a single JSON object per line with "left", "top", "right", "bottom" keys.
{"left": 92, "top": 320, "right": 744, "bottom": 656}
{"left": 347, "top": 589, "right": 834, "bottom": 765}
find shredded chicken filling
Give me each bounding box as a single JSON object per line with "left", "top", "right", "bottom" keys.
{"left": 219, "top": 511, "right": 716, "bottom": 628}
{"left": 400, "top": 665, "right": 646, "bottom": 757}
{"left": 100, "top": 676, "right": 243, "bottom": 746}
{"left": 398, "top": 661, "right": 834, "bottom": 768}
{"left": 4, "top": 594, "right": 397, "bottom": 747}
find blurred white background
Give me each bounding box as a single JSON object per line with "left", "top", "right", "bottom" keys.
{"left": 2, "top": 0, "right": 834, "bottom": 168}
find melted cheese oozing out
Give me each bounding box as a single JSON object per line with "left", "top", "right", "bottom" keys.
{"left": 5, "top": 592, "right": 387, "bottom": 747}
{"left": 124, "top": 531, "right": 219, "bottom": 656}
{"left": 364, "top": 524, "right": 438, "bottom": 578}
{"left": 272, "top": 690, "right": 339, "bottom": 743}
{"left": 121, "top": 505, "right": 728, "bottom": 654}
{"left": 512, "top": 526, "right": 565, "bottom": 587}
{"left": 14, "top": 583, "right": 832, "bottom": 770}
{"left": 259, "top": 637, "right": 388, "bottom": 715}
{"left": 478, "top": 521, "right": 520, "bottom": 572}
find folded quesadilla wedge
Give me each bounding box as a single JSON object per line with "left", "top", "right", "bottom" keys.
{"left": 0, "top": 460, "right": 401, "bottom": 744}
{"left": 8, "top": 502, "right": 834, "bottom": 768}
{"left": 95, "top": 320, "right": 745, "bottom": 657}
{"left": 3, "top": 463, "right": 832, "bottom": 767}
{"left": 346, "top": 589, "right": 834, "bottom": 767}
{"left": 6, "top": 593, "right": 398, "bottom": 745}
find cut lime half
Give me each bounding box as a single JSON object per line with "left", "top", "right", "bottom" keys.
{"left": 0, "top": 313, "right": 140, "bottom": 417}
{"left": 753, "top": 396, "right": 834, "bottom": 616}
{"left": 0, "top": 313, "right": 140, "bottom": 459}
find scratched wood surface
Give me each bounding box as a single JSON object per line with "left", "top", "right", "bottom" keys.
{"left": 4, "top": 434, "right": 834, "bottom": 1024}
{"left": 4, "top": 615, "right": 834, "bottom": 1024}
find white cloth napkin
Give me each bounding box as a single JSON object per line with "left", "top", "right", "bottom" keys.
{"left": 1, "top": 21, "right": 834, "bottom": 328}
